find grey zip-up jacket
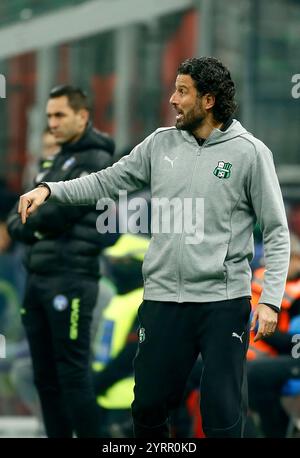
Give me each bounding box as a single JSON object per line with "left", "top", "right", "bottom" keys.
{"left": 45, "top": 120, "right": 290, "bottom": 309}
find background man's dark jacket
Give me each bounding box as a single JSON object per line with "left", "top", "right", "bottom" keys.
{"left": 7, "top": 124, "right": 117, "bottom": 277}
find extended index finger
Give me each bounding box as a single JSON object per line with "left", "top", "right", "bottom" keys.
{"left": 253, "top": 318, "right": 268, "bottom": 342}
{"left": 253, "top": 330, "right": 263, "bottom": 342}
{"left": 20, "top": 197, "right": 30, "bottom": 224}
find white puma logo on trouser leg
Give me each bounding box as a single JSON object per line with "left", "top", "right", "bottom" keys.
{"left": 232, "top": 331, "right": 245, "bottom": 343}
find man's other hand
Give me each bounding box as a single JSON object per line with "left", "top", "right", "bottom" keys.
{"left": 250, "top": 303, "right": 278, "bottom": 342}
{"left": 18, "top": 186, "right": 50, "bottom": 224}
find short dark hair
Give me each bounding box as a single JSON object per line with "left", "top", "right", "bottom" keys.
{"left": 49, "top": 85, "right": 90, "bottom": 112}
{"left": 177, "top": 57, "right": 237, "bottom": 123}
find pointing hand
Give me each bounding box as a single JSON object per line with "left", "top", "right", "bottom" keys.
{"left": 18, "top": 186, "right": 50, "bottom": 224}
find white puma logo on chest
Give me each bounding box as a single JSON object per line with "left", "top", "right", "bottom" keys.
{"left": 164, "top": 155, "right": 177, "bottom": 168}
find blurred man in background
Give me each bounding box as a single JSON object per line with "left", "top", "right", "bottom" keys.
{"left": 34, "top": 127, "right": 60, "bottom": 182}
{"left": 7, "top": 85, "right": 117, "bottom": 437}
{"left": 21, "top": 127, "right": 60, "bottom": 190}
{"left": 41, "top": 127, "right": 60, "bottom": 158}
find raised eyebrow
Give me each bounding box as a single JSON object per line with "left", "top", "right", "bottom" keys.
{"left": 175, "top": 84, "right": 189, "bottom": 90}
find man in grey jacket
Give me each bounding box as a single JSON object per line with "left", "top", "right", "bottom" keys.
{"left": 18, "top": 57, "right": 290, "bottom": 438}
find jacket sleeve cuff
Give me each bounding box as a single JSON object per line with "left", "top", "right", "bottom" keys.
{"left": 262, "top": 302, "right": 280, "bottom": 313}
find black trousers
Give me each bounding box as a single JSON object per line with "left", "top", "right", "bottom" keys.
{"left": 132, "top": 297, "right": 251, "bottom": 438}
{"left": 22, "top": 272, "right": 101, "bottom": 437}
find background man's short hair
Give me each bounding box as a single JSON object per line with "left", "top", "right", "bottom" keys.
{"left": 49, "top": 85, "right": 90, "bottom": 112}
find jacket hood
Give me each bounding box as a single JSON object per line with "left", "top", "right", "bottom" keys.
{"left": 61, "top": 122, "right": 115, "bottom": 156}
{"left": 181, "top": 119, "right": 248, "bottom": 146}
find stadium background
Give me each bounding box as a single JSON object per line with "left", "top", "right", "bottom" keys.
{"left": 0, "top": 0, "right": 299, "bottom": 437}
